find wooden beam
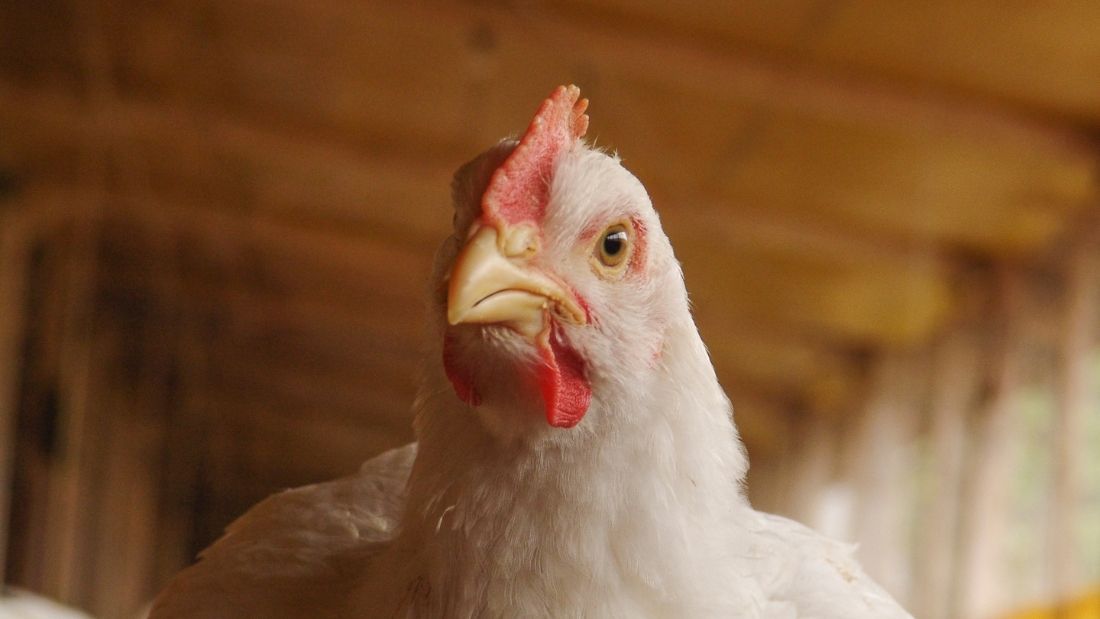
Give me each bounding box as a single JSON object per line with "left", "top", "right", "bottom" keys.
{"left": 6, "top": 191, "right": 888, "bottom": 452}
{"left": 150, "top": 299, "right": 210, "bottom": 594}
{"left": 124, "top": 197, "right": 881, "bottom": 412}
{"left": 3, "top": 0, "right": 1096, "bottom": 258}
{"left": 39, "top": 214, "right": 102, "bottom": 605}
{"left": 682, "top": 227, "right": 954, "bottom": 346}
{"left": 97, "top": 193, "right": 437, "bottom": 290}
{"left": 957, "top": 268, "right": 1027, "bottom": 619}
{"left": 202, "top": 354, "right": 416, "bottom": 438}
{"left": 2, "top": 79, "right": 1084, "bottom": 347}
{"left": 705, "top": 323, "right": 864, "bottom": 416}
{"left": 0, "top": 81, "right": 456, "bottom": 245}
{"left": 0, "top": 80, "right": 906, "bottom": 264}
{"left": 73, "top": 186, "right": 876, "bottom": 407}
{"left": 14, "top": 162, "right": 961, "bottom": 356}
{"left": 0, "top": 213, "right": 30, "bottom": 585}
{"left": 296, "top": 1, "right": 1091, "bottom": 256}
{"left": 206, "top": 390, "right": 413, "bottom": 483}
{"left": 542, "top": 0, "right": 1100, "bottom": 133}
{"left": 1048, "top": 233, "right": 1099, "bottom": 599}
{"left": 100, "top": 0, "right": 1097, "bottom": 158}
{"left": 105, "top": 243, "right": 866, "bottom": 424}
{"left": 781, "top": 413, "right": 838, "bottom": 528}
{"left": 96, "top": 261, "right": 426, "bottom": 365}
{"left": 914, "top": 329, "right": 980, "bottom": 619}
{"left": 843, "top": 350, "right": 924, "bottom": 604}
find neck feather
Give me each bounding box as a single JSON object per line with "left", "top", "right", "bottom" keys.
{"left": 392, "top": 313, "right": 750, "bottom": 614}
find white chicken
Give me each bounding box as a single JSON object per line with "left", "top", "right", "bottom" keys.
{"left": 150, "top": 85, "right": 913, "bottom": 618}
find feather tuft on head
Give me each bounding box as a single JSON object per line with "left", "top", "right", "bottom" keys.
{"left": 481, "top": 85, "right": 589, "bottom": 227}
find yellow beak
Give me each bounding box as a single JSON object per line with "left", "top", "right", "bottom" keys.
{"left": 447, "top": 225, "right": 586, "bottom": 338}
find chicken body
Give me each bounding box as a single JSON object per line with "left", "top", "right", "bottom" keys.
{"left": 150, "top": 87, "right": 912, "bottom": 619}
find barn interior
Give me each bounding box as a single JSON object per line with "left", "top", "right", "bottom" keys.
{"left": 1, "top": 1, "right": 1099, "bottom": 618}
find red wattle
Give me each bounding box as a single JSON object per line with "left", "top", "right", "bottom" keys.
{"left": 443, "top": 326, "right": 590, "bottom": 428}
{"left": 443, "top": 334, "right": 480, "bottom": 406}
{"left": 537, "top": 324, "right": 591, "bottom": 428}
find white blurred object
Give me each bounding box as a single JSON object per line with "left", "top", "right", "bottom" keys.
{"left": 0, "top": 588, "right": 94, "bottom": 619}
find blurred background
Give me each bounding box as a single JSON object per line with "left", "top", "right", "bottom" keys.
{"left": 1, "top": 1, "right": 1098, "bottom": 618}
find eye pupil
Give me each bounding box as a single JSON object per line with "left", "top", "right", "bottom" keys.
{"left": 603, "top": 231, "right": 626, "bottom": 256}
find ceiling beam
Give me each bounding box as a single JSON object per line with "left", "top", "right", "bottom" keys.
{"left": 475, "top": 0, "right": 1096, "bottom": 156}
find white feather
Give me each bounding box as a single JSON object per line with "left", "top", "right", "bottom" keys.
{"left": 150, "top": 141, "right": 912, "bottom": 619}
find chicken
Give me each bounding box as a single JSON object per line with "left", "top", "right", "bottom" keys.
{"left": 150, "top": 85, "right": 912, "bottom": 618}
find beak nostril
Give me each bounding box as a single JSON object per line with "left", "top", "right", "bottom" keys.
{"left": 448, "top": 225, "right": 585, "bottom": 335}
{"left": 500, "top": 223, "right": 540, "bottom": 259}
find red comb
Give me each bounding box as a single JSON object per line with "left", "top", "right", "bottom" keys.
{"left": 481, "top": 85, "right": 589, "bottom": 227}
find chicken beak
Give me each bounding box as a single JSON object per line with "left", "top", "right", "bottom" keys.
{"left": 447, "top": 225, "right": 586, "bottom": 338}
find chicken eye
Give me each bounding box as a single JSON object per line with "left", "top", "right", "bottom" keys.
{"left": 595, "top": 223, "right": 631, "bottom": 269}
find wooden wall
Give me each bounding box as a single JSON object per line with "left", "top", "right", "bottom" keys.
{"left": 2, "top": 1, "right": 1100, "bottom": 617}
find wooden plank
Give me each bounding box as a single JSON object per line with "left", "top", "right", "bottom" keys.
{"left": 664, "top": 116, "right": 1093, "bottom": 255}
{"left": 0, "top": 211, "right": 30, "bottom": 584}
{"left": 98, "top": 195, "right": 438, "bottom": 304}
{"left": 844, "top": 350, "right": 924, "bottom": 604}
{"left": 150, "top": 311, "right": 210, "bottom": 595}
{"left": 98, "top": 230, "right": 864, "bottom": 419}
{"left": 1, "top": 0, "right": 1096, "bottom": 276}
{"left": 0, "top": 80, "right": 457, "bottom": 245}
{"left": 103, "top": 1, "right": 493, "bottom": 154}
{"left": 83, "top": 188, "right": 874, "bottom": 407}
{"left": 781, "top": 413, "right": 837, "bottom": 528}
{"left": 4, "top": 18, "right": 1095, "bottom": 256}
{"left": 7, "top": 193, "right": 875, "bottom": 431}
{"left": 1, "top": 76, "right": 1090, "bottom": 345}
{"left": 88, "top": 393, "right": 163, "bottom": 619}
{"left": 0, "top": 86, "right": 1052, "bottom": 352}
{"left": 0, "top": 214, "right": 102, "bottom": 602}
{"left": 721, "top": 382, "right": 796, "bottom": 460}
{"left": 914, "top": 330, "right": 980, "bottom": 619}
{"left": 704, "top": 322, "right": 863, "bottom": 415}
{"left": 681, "top": 227, "right": 954, "bottom": 346}
{"left": 550, "top": 0, "right": 828, "bottom": 55}
{"left": 33, "top": 174, "right": 955, "bottom": 351}
{"left": 38, "top": 216, "right": 103, "bottom": 605}
{"left": 207, "top": 390, "right": 413, "bottom": 484}
{"left": 99, "top": 0, "right": 1097, "bottom": 157}
{"left": 551, "top": 0, "right": 1100, "bottom": 124}
{"left": 668, "top": 194, "right": 957, "bottom": 349}
{"left": 0, "top": 197, "right": 938, "bottom": 484}
{"left": 957, "top": 268, "right": 1027, "bottom": 619}
{"left": 809, "top": 1, "right": 1100, "bottom": 125}
{"left": 1049, "top": 235, "right": 1099, "bottom": 599}
{"left": 738, "top": 390, "right": 797, "bottom": 510}
{"left": 96, "top": 263, "right": 427, "bottom": 374}
{"left": 101, "top": 267, "right": 799, "bottom": 464}
{"left": 97, "top": 256, "right": 426, "bottom": 347}
{"left": 202, "top": 354, "right": 416, "bottom": 437}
